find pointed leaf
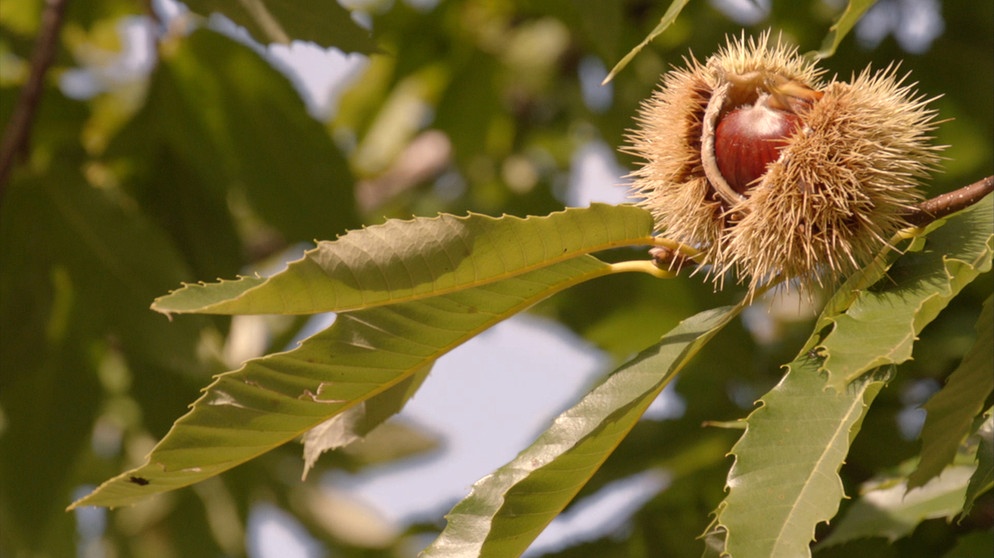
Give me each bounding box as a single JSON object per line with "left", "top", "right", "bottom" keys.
{"left": 963, "top": 409, "right": 994, "bottom": 516}
{"left": 711, "top": 362, "right": 892, "bottom": 558}
{"left": 708, "top": 195, "right": 994, "bottom": 557}
{"left": 152, "top": 204, "right": 655, "bottom": 316}
{"left": 819, "top": 194, "right": 994, "bottom": 391}
{"left": 602, "top": 0, "right": 690, "bottom": 85}
{"left": 423, "top": 302, "right": 747, "bottom": 557}
{"left": 808, "top": 0, "right": 879, "bottom": 60}
{"left": 909, "top": 296, "right": 994, "bottom": 488}
{"left": 301, "top": 365, "right": 432, "bottom": 479}
{"left": 819, "top": 465, "right": 974, "bottom": 547}
{"left": 183, "top": 0, "right": 375, "bottom": 52}
{"left": 69, "top": 256, "right": 617, "bottom": 509}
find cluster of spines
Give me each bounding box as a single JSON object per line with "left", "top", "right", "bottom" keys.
{"left": 627, "top": 32, "right": 943, "bottom": 293}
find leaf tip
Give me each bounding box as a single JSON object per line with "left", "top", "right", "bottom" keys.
{"left": 150, "top": 299, "right": 174, "bottom": 320}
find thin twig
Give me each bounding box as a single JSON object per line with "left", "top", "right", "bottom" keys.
{"left": 0, "top": 0, "right": 71, "bottom": 207}
{"left": 905, "top": 175, "right": 994, "bottom": 227}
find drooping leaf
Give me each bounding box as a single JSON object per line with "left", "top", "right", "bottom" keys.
{"left": 301, "top": 365, "right": 432, "bottom": 479}
{"left": 422, "top": 302, "right": 747, "bottom": 557}
{"left": 909, "top": 295, "right": 994, "bottom": 488}
{"left": 819, "top": 194, "right": 994, "bottom": 391}
{"left": 963, "top": 409, "right": 994, "bottom": 516}
{"left": 152, "top": 204, "right": 655, "bottom": 316}
{"left": 818, "top": 465, "right": 974, "bottom": 547}
{"left": 808, "top": 0, "right": 879, "bottom": 59}
{"left": 708, "top": 362, "right": 892, "bottom": 558}
{"left": 182, "top": 0, "right": 375, "bottom": 52}
{"left": 601, "top": 0, "right": 690, "bottom": 84}
{"left": 69, "top": 255, "right": 621, "bottom": 509}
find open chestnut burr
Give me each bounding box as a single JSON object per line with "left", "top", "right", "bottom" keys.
{"left": 627, "top": 32, "right": 943, "bottom": 292}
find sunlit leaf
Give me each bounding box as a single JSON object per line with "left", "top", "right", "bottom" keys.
{"left": 807, "top": 0, "right": 879, "bottom": 59}
{"left": 909, "top": 296, "right": 994, "bottom": 488}
{"left": 819, "top": 194, "right": 994, "bottom": 391}
{"left": 818, "top": 465, "right": 973, "bottom": 547}
{"left": 423, "top": 302, "right": 747, "bottom": 557}
{"left": 152, "top": 204, "right": 655, "bottom": 316}
{"left": 183, "top": 0, "right": 375, "bottom": 52}
{"left": 707, "top": 195, "right": 994, "bottom": 557}
{"left": 69, "top": 255, "right": 620, "bottom": 509}
{"left": 601, "top": 0, "right": 690, "bottom": 84}
{"left": 708, "top": 363, "right": 891, "bottom": 558}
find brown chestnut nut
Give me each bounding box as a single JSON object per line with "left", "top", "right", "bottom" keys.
{"left": 714, "top": 98, "right": 801, "bottom": 195}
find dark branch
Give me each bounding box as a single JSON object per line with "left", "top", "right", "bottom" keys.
{"left": 0, "top": 0, "right": 71, "bottom": 207}
{"left": 905, "top": 175, "right": 994, "bottom": 227}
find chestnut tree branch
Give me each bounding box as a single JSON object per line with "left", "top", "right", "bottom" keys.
{"left": 0, "top": 0, "right": 71, "bottom": 207}
{"left": 905, "top": 175, "right": 994, "bottom": 227}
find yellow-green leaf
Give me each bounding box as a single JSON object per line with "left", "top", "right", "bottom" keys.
{"left": 808, "top": 0, "right": 879, "bottom": 59}
{"left": 152, "top": 204, "right": 655, "bottom": 316}
{"left": 424, "top": 302, "right": 747, "bottom": 557}
{"left": 69, "top": 256, "right": 617, "bottom": 509}
{"left": 820, "top": 194, "right": 994, "bottom": 391}
{"left": 708, "top": 194, "right": 994, "bottom": 558}
{"left": 709, "top": 363, "right": 891, "bottom": 558}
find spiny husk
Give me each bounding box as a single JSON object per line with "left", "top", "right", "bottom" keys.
{"left": 724, "top": 67, "right": 943, "bottom": 289}
{"left": 626, "top": 32, "right": 943, "bottom": 292}
{"left": 626, "top": 59, "right": 726, "bottom": 268}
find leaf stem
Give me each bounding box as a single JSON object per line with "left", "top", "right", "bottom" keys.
{"left": 0, "top": 0, "right": 70, "bottom": 208}
{"left": 608, "top": 260, "right": 678, "bottom": 278}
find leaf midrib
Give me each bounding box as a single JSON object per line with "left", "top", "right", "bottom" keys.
{"left": 195, "top": 235, "right": 658, "bottom": 315}
{"left": 770, "top": 376, "right": 865, "bottom": 555}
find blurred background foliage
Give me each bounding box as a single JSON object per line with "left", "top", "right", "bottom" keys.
{"left": 0, "top": 0, "right": 991, "bottom": 556}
